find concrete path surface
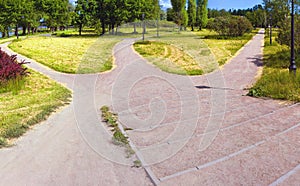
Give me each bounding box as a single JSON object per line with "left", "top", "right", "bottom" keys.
{"left": 0, "top": 29, "right": 299, "bottom": 185}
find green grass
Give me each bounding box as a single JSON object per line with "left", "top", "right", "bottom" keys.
{"left": 9, "top": 35, "right": 123, "bottom": 74}
{"left": 0, "top": 69, "right": 71, "bottom": 147}
{"left": 198, "top": 29, "right": 258, "bottom": 65}
{"left": 0, "top": 36, "right": 27, "bottom": 44}
{"left": 134, "top": 40, "right": 203, "bottom": 75}
{"left": 134, "top": 31, "right": 218, "bottom": 75}
{"left": 248, "top": 34, "right": 300, "bottom": 102}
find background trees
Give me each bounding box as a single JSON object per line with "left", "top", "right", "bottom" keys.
{"left": 207, "top": 15, "right": 253, "bottom": 37}
{"left": 0, "top": 0, "right": 71, "bottom": 37}
{"left": 196, "top": 0, "right": 208, "bottom": 30}
{"left": 187, "top": 0, "right": 196, "bottom": 31}
{"left": 170, "top": 0, "right": 186, "bottom": 29}
{"left": 0, "top": 0, "right": 161, "bottom": 37}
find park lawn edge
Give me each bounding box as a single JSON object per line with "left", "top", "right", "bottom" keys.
{"left": 0, "top": 68, "right": 72, "bottom": 148}
{"left": 247, "top": 32, "right": 300, "bottom": 102}
{"left": 8, "top": 35, "right": 122, "bottom": 74}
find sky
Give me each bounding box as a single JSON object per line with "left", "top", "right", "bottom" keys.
{"left": 160, "top": 0, "right": 263, "bottom": 10}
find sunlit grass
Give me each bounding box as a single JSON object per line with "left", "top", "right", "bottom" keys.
{"left": 9, "top": 35, "right": 122, "bottom": 74}
{"left": 134, "top": 40, "right": 203, "bottom": 75}
{"left": 197, "top": 29, "right": 258, "bottom": 65}
{"left": 0, "top": 69, "right": 71, "bottom": 147}
{"left": 248, "top": 34, "right": 300, "bottom": 102}
{"left": 134, "top": 31, "right": 218, "bottom": 75}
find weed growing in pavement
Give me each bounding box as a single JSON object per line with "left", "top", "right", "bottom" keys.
{"left": 133, "top": 160, "right": 142, "bottom": 168}
{"left": 100, "top": 106, "right": 129, "bottom": 145}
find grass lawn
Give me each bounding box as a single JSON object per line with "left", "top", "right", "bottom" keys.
{"left": 0, "top": 36, "right": 27, "bottom": 44}
{"left": 0, "top": 69, "right": 71, "bottom": 147}
{"left": 198, "top": 29, "right": 258, "bottom": 66}
{"left": 248, "top": 34, "right": 300, "bottom": 102}
{"left": 9, "top": 35, "right": 122, "bottom": 74}
{"left": 134, "top": 31, "right": 218, "bottom": 75}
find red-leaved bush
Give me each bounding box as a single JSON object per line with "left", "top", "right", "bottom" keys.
{"left": 0, "top": 48, "right": 29, "bottom": 84}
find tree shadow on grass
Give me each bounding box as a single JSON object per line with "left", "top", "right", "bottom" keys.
{"left": 263, "top": 48, "right": 300, "bottom": 69}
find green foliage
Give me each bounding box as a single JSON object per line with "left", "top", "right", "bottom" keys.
{"left": 196, "top": 0, "right": 208, "bottom": 30}
{"left": 0, "top": 137, "right": 7, "bottom": 148}
{"left": 249, "top": 69, "right": 300, "bottom": 101}
{"left": 207, "top": 16, "right": 253, "bottom": 37}
{"left": 262, "top": 0, "right": 291, "bottom": 27}
{"left": 133, "top": 160, "right": 142, "bottom": 168}
{"left": 170, "top": 0, "right": 186, "bottom": 27}
{"left": 277, "top": 15, "right": 300, "bottom": 54}
{"left": 0, "top": 0, "right": 72, "bottom": 37}
{"left": 187, "top": 0, "right": 196, "bottom": 31}
{"left": 245, "top": 8, "right": 266, "bottom": 28}
{"left": 248, "top": 37, "right": 300, "bottom": 102}
{"left": 0, "top": 69, "right": 71, "bottom": 147}
{"left": 113, "top": 130, "right": 129, "bottom": 145}
{"left": 100, "top": 106, "right": 129, "bottom": 145}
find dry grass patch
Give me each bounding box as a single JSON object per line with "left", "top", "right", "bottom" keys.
{"left": 9, "top": 36, "right": 122, "bottom": 74}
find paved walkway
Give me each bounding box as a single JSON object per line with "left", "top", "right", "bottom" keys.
{"left": 0, "top": 29, "right": 299, "bottom": 185}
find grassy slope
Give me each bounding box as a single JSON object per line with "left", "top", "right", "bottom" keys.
{"left": 248, "top": 35, "right": 300, "bottom": 102}
{"left": 134, "top": 31, "right": 218, "bottom": 75}
{"left": 9, "top": 35, "right": 122, "bottom": 74}
{"left": 198, "top": 29, "right": 258, "bottom": 66}
{"left": 0, "top": 69, "right": 71, "bottom": 147}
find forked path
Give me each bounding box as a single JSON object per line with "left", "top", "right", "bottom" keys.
{"left": 0, "top": 29, "right": 299, "bottom": 186}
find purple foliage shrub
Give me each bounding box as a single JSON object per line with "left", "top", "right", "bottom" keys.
{"left": 0, "top": 48, "right": 29, "bottom": 84}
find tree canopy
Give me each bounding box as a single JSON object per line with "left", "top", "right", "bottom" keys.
{"left": 0, "top": 0, "right": 160, "bottom": 37}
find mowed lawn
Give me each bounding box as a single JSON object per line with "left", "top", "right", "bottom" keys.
{"left": 134, "top": 31, "right": 218, "bottom": 75}
{"left": 0, "top": 69, "right": 71, "bottom": 147}
{"left": 198, "top": 29, "right": 258, "bottom": 66}
{"left": 9, "top": 36, "right": 122, "bottom": 74}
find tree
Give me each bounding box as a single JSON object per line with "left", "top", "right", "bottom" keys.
{"left": 166, "top": 8, "right": 175, "bottom": 21}
{"left": 187, "top": 0, "right": 196, "bottom": 31}
{"left": 170, "top": 0, "right": 186, "bottom": 27}
{"left": 196, "top": 0, "right": 208, "bottom": 30}
{"left": 74, "top": 0, "right": 95, "bottom": 35}
{"left": 263, "top": 0, "right": 290, "bottom": 27}
{"left": 207, "top": 15, "right": 253, "bottom": 37}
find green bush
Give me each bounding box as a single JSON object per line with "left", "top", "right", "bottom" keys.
{"left": 207, "top": 16, "right": 253, "bottom": 37}
{"left": 277, "top": 15, "right": 300, "bottom": 54}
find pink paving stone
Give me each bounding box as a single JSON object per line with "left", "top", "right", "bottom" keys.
{"left": 159, "top": 125, "right": 300, "bottom": 186}
{"left": 149, "top": 103, "right": 300, "bottom": 179}
{"left": 277, "top": 167, "right": 300, "bottom": 186}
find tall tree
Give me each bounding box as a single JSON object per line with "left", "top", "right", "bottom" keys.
{"left": 187, "top": 0, "right": 196, "bottom": 31}
{"left": 170, "top": 0, "right": 186, "bottom": 27}
{"left": 196, "top": 0, "right": 208, "bottom": 30}
{"left": 74, "top": 0, "right": 96, "bottom": 35}
{"left": 263, "top": 0, "right": 290, "bottom": 27}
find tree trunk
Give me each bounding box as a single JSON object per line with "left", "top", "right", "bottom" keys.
{"left": 111, "top": 24, "right": 115, "bottom": 35}
{"left": 27, "top": 24, "right": 30, "bottom": 35}
{"left": 22, "top": 26, "right": 26, "bottom": 35}
{"left": 133, "top": 23, "right": 137, "bottom": 33}
{"left": 101, "top": 19, "right": 105, "bottom": 35}
{"left": 79, "top": 23, "right": 82, "bottom": 36}
{"left": 15, "top": 25, "right": 18, "bottom": 37}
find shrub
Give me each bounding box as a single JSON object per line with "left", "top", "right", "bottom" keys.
{"left": 207, "top": 16, "right": 253, "bottom": 37}
{"left": 277, "top": 15, "right": 300, "bottom": 54}
{"left": 0, "top": 48, "right": 29, "bottom": 85}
